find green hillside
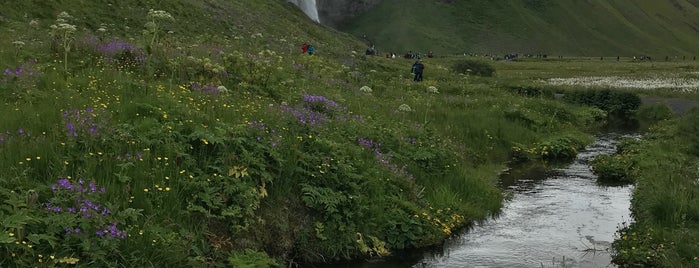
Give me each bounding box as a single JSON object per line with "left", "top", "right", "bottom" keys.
{"left": 0, "top": 0, "right": 697, "bottom": 267}
{"left": 340, "top": 0, "right": 699, "bottom": 57}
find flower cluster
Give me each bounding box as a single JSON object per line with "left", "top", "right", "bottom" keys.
{"left": 398, "top": 104, "right": 413, "bottom": 112}
{"left": 62, "top": 107, "right": 110, "bottom": 139}
{"left": 359, "top": 86, "right": 373, "bottom": 93}
{"left": 280, "top": 94, "right": 353, "bottom": 126}
{"left": 50, "top": 12, "right": 77, "bottom": 35}
{"left": 98, "top": 39, "right": 148, "bottom": 67}
{"left": 0, "top": 128, "right": 35, "bottom": 146}
{"left": 45, "top": 178, "right": 127, "bottom": 239}
{"left": 357, "top": 137, "right": 414, "bottom": 180}
{"left": 247, "top": 121, "right": 282, "bottom": 147}
{"left": 2, "top": 59, "right": 42, "bottom": 84}
{"left": 147, "top": 9, "right": 174, "bottom": 21}
{"left": 190, "top": 83, "right": 222, "bottom": 96}
{"left": 426, "top": 86, "right": 439, "bottom": 94}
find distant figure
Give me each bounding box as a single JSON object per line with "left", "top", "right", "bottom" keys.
{"left": 411, "top": 59, "right": 425, "bottom": 82}
{"left": 617, "top": 56, "right": 620, "bottom": 61}
{"left": 307, "top": 44, "right": 315, "bottom": 55}
{"left": 427, "top": 51, "right": 434, "bottom": 58}
{"left": 301, "top": 43, "right": 308, "bottom": 54}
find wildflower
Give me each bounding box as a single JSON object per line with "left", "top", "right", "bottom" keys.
{"left": 29, "top": 19, "right": 39, "bottom": 27}
{"left": 147, "top": 9, "right": 174, "bottom": 21}
{"left": 398, "top": 104, "right": 413, "bottom": 112}
{"left": 218, "top": 85, "right": 229, "bottom": 94}
{"left": 12, "top": 41, "right": 26, "bottom": 47}
{"left": 359, "top": 86, "right": 373, "bottom": 93}
{"left": 427, "top": 86, "right": 439, "bottom": 94}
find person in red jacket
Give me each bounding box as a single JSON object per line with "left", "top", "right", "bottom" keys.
{"left": 301, "top": 43, "right": 308, "bottom": 53}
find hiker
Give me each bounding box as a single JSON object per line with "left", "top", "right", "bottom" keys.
{"left": 411, "top": 59, "right": 425, "bottom": 82}
{"left": 307, "top": 44, "right": 315, "bottom": 55}
{"left": 301, "top": 43, "right": 308, "bottom": 54}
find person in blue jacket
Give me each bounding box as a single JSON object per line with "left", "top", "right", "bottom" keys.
{"left": 411, "top": 59, "right": 424, "bottom": 82}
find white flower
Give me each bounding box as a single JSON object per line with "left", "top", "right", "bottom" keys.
{"left": 359, "top": 86, "right": 373, "bottom": 93}
{"left": 97, "top": 27, "right": 107, "bottom": 32}
{"left": 426, "top": 86, "right": 439, "bottom": 94}
{"left": 217, "top": 86, "right": 229, "bottom": 94}
{"left": 398, "top": 104, "right": 413, "bottom": 112}
{"left": 57, "top": 12, "right": 73, "bottom": 22}
{"left": 29, "top": 19, "right": 39, "bottom": 27}
{"left": 12, "top": 41, "right": 25, "bottom": 47}
{"left": 148, "top": 9, "right": 174, "bottom": 21}
{"left": 51, "top": 23, "right": 77, "bottom": 33}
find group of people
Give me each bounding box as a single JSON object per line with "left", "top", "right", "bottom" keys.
{"left": 301, "top": 43, "right": 426, "bottom": 82}
{"left": 301, "top": 43, "right": 315, "bottom": 55}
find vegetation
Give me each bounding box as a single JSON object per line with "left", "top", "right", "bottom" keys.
{"left": 342, "top": 0, "right": 699, "bottom": 56}
{"left": 451, "top": 59, "right": 495, "bottom": 77}
{"left": 562, "top": 89, "right": 641, "bottom": 116}
{"left": 0, "top": 0, "right": 697, "bottom": 267}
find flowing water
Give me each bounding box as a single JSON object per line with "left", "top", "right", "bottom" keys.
{"left": 287, "top": 0, "right": 320, "bottom": 22}
{"left": 328, "top": 134, "right": 634, "bottom": 268}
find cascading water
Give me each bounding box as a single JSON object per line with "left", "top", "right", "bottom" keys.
{"left": 287, "top": 0, "right": 320, "bottom": 23}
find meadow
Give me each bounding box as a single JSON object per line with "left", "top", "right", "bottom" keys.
{"left": 0, "top": 1, "right": 697, "bottom": 267}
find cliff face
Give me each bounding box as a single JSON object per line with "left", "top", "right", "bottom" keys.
{"left": 316, "top": 0, "right": 382, "bottom": 27}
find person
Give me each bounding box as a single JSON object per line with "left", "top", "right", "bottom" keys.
{"left": 301, "top": 43, "right": 308, "bottom": 54}
{"left": 307, "top": 44, "right": 315, "bottom": 55}
{"left": 411, "top": 59, "right": 424, "bottom": 82}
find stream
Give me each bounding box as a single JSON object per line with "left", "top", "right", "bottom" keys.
{"left": 330, "top": 133, "right": 635, "bottom": 268}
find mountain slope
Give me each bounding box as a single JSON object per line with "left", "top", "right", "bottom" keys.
{"left": 338, "top": 0, "right": 699, "bottom": 56}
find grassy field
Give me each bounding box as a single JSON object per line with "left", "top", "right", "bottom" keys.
{"left": 340, "top": 0, "right": 699, "bottom": 57}
{"left": 0, "top": 1, "right": 697, "bottom": 267}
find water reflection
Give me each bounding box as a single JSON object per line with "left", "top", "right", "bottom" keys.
{"left": 312, "top": 134, "right": 634, "bottom": 268}
{"left": 416, "top": 134, "right": 633, "bottom": 268}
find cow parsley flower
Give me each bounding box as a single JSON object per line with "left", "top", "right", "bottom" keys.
{"left": 359, "top": 86, "right": 373, "bottom": 93}
{"left": 427, "top": 86, "right": 439, "bottom": 94}
{"left": 147, "top": 9, "right": 174, "bottom": 21}
{"left": 398, "top": 104, "right": 413, "bottom": 112}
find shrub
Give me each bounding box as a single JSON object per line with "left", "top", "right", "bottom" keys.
{"left": 451, "top": 59, "right": 495, "bottom": 77}
{"left": 677, "top": 109, "right": 699, "bottom": 156}
{"left": 636, "top": 104, "right": 673, "bottom": 123}
{"left": 502, "top": 85, "right": 555, "bottom": 98}
{"left": 562, "top": 89, "right": 641, "bottom": 116}
{"left": 590, "top": 154, "right": 634, "bottom": 183}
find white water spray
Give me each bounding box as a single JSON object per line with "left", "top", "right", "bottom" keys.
{"left": 288, "top": 0, "right": 320, "bottom": 22}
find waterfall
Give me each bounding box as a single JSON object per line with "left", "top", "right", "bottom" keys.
{"left": 287, "top": 0, "right": 320, "bottom": 22}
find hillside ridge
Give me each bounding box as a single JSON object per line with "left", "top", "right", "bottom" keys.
{"left": 334, "top": 0, "right": 699, "bottom": 57}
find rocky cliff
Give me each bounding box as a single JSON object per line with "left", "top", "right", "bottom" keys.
{"left": 316, "top": 0, "right": 382, "bottom": 27}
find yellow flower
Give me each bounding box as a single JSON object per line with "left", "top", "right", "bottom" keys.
{"left": 165, "top": 187, "right": 171, "bottom": 191}
{"left": 8, "top": 233, "right": 14, "bottom": 237}
{"left": 144, "top": 188, "right": 149, "bottom": 192}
